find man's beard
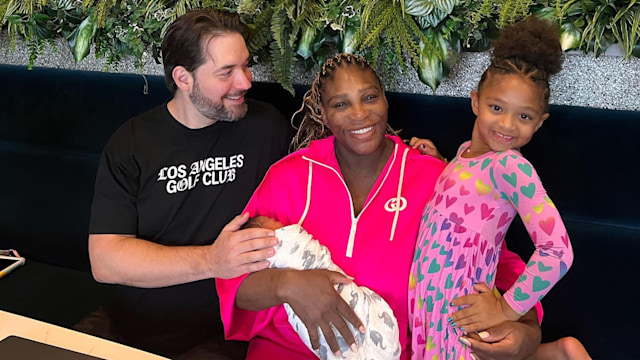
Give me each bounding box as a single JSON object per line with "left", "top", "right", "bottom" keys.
{"left": 190, "top": 81, "right": 248, "bottom": 122}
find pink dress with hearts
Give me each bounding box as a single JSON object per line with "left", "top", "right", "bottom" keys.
{"left": 408, "top": 141, "right": 573, "bottom": 359}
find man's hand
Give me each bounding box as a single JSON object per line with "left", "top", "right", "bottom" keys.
{"left": 278, "top": 269, "right": 364, "bottom": 357}
{"left": 459, "top": 308, "right": 541, "bottom": 360}
{"left": 449, "top": 283, "right": 520, "bottom": 333}
{"left": 209, "top": 212, "right": 278, "bottom": 279}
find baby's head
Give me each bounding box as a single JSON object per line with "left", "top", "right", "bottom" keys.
{"left": 470, "top": 17, "right": 563, "bottom": 153}
{"left": 242, "top": 216, "right": 283, "bottom": 231}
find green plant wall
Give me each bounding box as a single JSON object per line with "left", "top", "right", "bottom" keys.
{"left": 2, "top": 0, "right": 639, "bottom": 94}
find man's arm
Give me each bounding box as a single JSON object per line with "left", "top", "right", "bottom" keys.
{"left": 89, "top": 213, "right": 278, "bottom": 288}
{"left": 460, "top": 307, "right": 540, "bottom": 360}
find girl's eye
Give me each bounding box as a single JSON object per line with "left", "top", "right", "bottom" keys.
{"left": 490, "top": 105, "right": 501, "bottom": 111}
{"left": 519, "top": 114, "right": 532, "bottom": 120}
{"left": 364, "top": 94, "right": 377, "bottom": 101}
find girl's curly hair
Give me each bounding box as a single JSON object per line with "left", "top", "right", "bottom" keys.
{"left": 289, "top": 53, "right": 396, "bottom": 152}
{"left": 479, "top": 16, "right": 563, "bottom": 107}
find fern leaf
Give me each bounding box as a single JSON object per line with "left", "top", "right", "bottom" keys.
{"left": 81, "top": 0, "right": 117, "bottom": 28}
{"left": 237, "top": 0, "right": 267, "bottom": 17}
{"left": 269, "top": 39, "right": 294, "bottom": 95}
{"left": 271, "top": 3, "right": 289, "bottom": 55}
{"left": 358, "top": 0, "right": 435, "bottom": 69}
{"left": 245, "top": 4, "right": 274, "bottom": 55}
{"left": 498, "top": 0, "right": 532, "bottom": 26}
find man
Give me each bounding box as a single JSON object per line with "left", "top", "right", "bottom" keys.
{"left": 79, "top": 9, "right": 292, "bottom": 359}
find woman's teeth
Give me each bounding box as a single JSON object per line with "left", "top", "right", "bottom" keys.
{"left": 352, "top": 126, "right": 373, "bottom": 135}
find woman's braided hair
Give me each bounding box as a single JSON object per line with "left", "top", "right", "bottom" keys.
{"left": 290, "top": 53, "right": 396, "bottom": 152}
{"left": 479, "top": 16, "right": 563, "bottom": 108}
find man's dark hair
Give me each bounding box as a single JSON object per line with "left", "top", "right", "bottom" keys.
{"left": 161, "top": 9, "right": 250, "bottom": 93}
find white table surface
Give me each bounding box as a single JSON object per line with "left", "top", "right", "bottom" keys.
{"left": 0, "top": 310, "right": 169, "bottom": 359}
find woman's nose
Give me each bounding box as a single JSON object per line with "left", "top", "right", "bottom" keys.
{"left": 349, "top": 102, "right": 367, "bottom": 120}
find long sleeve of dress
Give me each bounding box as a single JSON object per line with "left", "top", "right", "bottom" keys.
{"left": 491, "top": 154, "right": 574, "bottom": 316}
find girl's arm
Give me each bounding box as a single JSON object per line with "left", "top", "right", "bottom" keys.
{"left": 495, "top": 242, "right": 544, "bottom": 323}
{"left": 498, "top": 154, "right": 574, "bottom": 316}
{"left": 449, "top": 153, "right": 571, "bottom": 332}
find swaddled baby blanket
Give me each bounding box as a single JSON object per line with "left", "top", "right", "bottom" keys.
{"left": 271, "top": 224, "right": 401, "bottom": 360}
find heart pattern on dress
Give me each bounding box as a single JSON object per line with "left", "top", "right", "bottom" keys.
{"left": 409, "top": 147, "right": 572, "bottom": 360}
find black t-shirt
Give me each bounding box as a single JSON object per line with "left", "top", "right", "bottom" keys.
{"left": 89, "top": 100, "right": 291, "bottom": 356}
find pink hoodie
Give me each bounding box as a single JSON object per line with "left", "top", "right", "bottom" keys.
{"left": 216, "top": 135, "right": 534, "bottom": 359}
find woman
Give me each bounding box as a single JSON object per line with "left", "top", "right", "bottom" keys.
{"left": 216, "top": 53, "right": 541, "bottom": 359}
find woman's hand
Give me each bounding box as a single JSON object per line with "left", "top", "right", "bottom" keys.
{"left": 459, "top": 308, "right": 541, "bottom": 360}
{"left": 408, "top": 137, "right": 447, "bottom": 162}
{"left": 278, "top": 269, "right": 364, "bottom": 356}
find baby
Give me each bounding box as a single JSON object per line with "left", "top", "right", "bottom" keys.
{"left": 244, "top": 216, "right": 401, "bottom": 360}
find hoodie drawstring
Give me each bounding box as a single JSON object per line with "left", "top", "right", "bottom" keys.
{"left": 389, "top": 147, "right": 409, "bottom": 241}
{"left": 298, "top": 161, "right": 313, "bottom": 226}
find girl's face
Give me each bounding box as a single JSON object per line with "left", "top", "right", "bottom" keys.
{"left": 320, "top": 65, "right": 389, "bottom": 158}
{"left": 470, "top": 74, "right": 549, "bottom": 154}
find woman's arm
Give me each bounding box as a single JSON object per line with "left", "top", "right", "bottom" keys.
{"left": 237, "top": 268, "right": 364, "bottom": 354}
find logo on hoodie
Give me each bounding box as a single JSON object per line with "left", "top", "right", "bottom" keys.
{"left": 384, "top": 197, "right": 407, "bottom": 212}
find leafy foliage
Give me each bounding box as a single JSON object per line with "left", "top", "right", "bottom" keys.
{"left": 1, "top": 0, "right": 638, "bottom": 92}
{"left": 530, "top": 0, "right": 640, "bottom": 58}
{"left": 358, "top": 0, "right": 432, "bottom": 69}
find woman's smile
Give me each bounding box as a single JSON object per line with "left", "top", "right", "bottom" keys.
{"left": 351, "top": 126, "right": 374, "bottom": 135}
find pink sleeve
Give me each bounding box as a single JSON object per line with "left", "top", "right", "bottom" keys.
{"left": 494, "top": 155, "right": 573, "bottom": 318}
{"left": 215, "top": 169, "right": 282, "bottom": 341}
{"left": 495, "top": 241, "right": 544, "bottom": 324}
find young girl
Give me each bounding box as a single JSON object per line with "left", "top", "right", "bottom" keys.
{"left": 409, "top": 17, "right": 574, "bottom": 359}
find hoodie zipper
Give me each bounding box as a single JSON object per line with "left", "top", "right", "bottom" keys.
{"left": 302, "top": 143, "right": 399, "bottom": 258}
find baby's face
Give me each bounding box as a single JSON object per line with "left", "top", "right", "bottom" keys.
{"left": 256, "top": 216, "right": 283, "bottom": 230}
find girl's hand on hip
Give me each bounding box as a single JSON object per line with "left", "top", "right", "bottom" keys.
{"left": 449, "top": 282, "right": 520, "bottom": 333}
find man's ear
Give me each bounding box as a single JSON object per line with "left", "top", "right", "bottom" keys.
{"left": 536, "top": 113, "right": 550, "bottom": 131}
{"left": 172, "top": 66, "right": 193, "bottom": 92}
{"left": 470, "top": 89, "right": 479, "bottom": 116}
